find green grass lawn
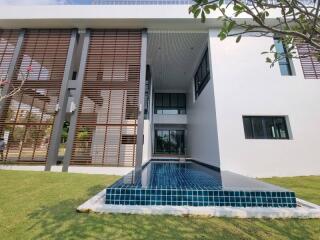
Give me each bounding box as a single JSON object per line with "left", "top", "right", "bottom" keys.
{"left": 0, "top": 171, "right": 319, "bottom": 240}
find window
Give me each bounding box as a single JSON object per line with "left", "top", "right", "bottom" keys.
{"left": 144, "top": 65, "right": 151, "bottom": 119}
{"left": 154, "top": 130, "right": 185, "bottom": 154}
{"left": 72, "top": 71, "right": 77, "bottom": 80}
{"left": 243, "top": 116, "right": 289, "bottom": 139}
{"left": 154, "top": 93, "right": 186, "bottom": 115}
{"left": 194, "top": 48, "right": 210, "bottom": 98}
{"left": 274, "top": 38, "right": 293, "bottom": 76}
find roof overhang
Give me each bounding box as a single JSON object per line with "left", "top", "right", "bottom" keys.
{"left": 0, "top": 5, "right": 262, "bottom": 30}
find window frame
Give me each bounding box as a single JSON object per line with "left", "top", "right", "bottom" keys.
{"left": 243, "top": 116, "right": 290, "bottom": 140}
{"left": 274, "top": 38, "right": 294, "bottom": 76}
{"left": 154, "top": 93, "right": 186, "bottom": 115}
{"left": 194, "top": 47, "right": 211, "bottom": 99}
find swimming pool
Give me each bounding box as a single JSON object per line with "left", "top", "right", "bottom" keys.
{"left": 106, "top": 160, "right": 296, "bottom": 207}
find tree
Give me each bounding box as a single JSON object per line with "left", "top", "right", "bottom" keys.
{"left": 189, "top": 0, "right": 320, "bottom": 65}
{"left": 0, "top": 66, "right": 32, "bottom": 102}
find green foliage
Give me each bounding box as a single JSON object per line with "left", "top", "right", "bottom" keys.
{"left": 189, "top": 0, "right": 320, "bottom": 65}
{"left": 77, "top": 127, "right": 89, "bottom": 141}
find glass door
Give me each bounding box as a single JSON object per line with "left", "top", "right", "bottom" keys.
{"left": 154, "top": 130, "right": 185, "bottom": 155}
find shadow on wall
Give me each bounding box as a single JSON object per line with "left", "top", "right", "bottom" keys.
{"left": 26, "top": 187, "right": 319, "bottom": 240}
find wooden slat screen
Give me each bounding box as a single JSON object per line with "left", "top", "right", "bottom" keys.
{"left": 0, "top": 29, "right": 71, "bottom": 164}
{"left": 296, "top": 43, "right": 320, "bottom": 79}
{"left": 70, "top": 30, "right": 142, "bottom": 167}
{"left": 0, "top": 30, "right": 19, "bottom": 86}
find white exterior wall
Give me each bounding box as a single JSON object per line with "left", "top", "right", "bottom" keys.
{"left": 143, "top": 119, "right": 152, "bottom": 164}
{"left": 209, "top": 29, "right": 320, "bottom": 177}
{"left": 187, "top": 40, "right": 221, "bottom": 167}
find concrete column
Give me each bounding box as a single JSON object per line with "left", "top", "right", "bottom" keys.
{"left": 135, "top": 29, "right": 147, "bottom": 170}
{"left": 45, "top": 29, "right": 78, "bottom": 171}
{"left": 62, "top": 29, "right": 90, "bottom": 172}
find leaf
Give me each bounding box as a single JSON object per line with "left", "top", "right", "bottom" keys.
{"left": 236, "top": 35, "right": 242, "bottom": 43}
{"left": 219, "top": 0, "right": 224, "bottom": 7}
{"left": 233, "top": 4, "right": 243, "bottom": 12}
{"left": 204, "top": 5, "right": 211, "bottom": 14}
{"left": 194, "top": 9, "right": 201, "bottom": 18}
{"left": 207, "top": 4, "right": 218, "bottom": 11}
{"left": 189, "top": 4, "right": 199, "bottom": 14}
{"left": 266, "top": 57, "right": 272, "bottom": 63}
{"left": 218, "top": 31, "right": 227, "bottom": 40}
{"left": 270, "top": 44, "right": 275, "bottom": 51}
{"left": 227, "top": 21, "right": 236, "bottom": 32}
{"left": 201, "top": 11, "right": 206, "bottom": 23}
{"left": 188, "top": 5, "right": 195, "bottom": 14}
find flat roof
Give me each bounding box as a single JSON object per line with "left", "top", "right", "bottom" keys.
{"left": 0, "top": 5, "right": 282, "bottom": 30}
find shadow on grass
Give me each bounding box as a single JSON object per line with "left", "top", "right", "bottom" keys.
{"left": 26, "top": 186, "right": 320, "bottom": 240}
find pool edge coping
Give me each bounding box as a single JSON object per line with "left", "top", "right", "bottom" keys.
{"left": 77, "top": 189, "right": 320, "bottom": 218}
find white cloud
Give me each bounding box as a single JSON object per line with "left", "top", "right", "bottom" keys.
{"left": 0, "top": 0, "right": 67, "bottom": 5}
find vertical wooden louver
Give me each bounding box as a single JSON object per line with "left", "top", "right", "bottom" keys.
{"left": 0, "top": 29, "right": 71, "bottom": 164}
{"left": 70, "top": 30, "right": 141, "bottom": 167}
{"left": 296, "top": 43, "right": 320, "bottom": 79}
{"left": 0, "top": 30, "right": 19, "bottom": 86}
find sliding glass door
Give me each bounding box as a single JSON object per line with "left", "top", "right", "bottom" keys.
{"left": 154, "top": 130, "right": 185, "bottom": 155}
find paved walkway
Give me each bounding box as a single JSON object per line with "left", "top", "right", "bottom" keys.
{"left": 0, "top": 165, "right": 133, "bottom": 176}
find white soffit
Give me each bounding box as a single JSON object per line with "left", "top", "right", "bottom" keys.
{"left": 147, "top": 31, "right": 208, "bottom": 91}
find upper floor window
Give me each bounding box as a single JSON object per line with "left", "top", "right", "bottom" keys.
{"left": 144, "top": 65, "right": 151, "bottom": 119}
{"left": 274, "top": 38, "right": 294, "bottom": 76}
{"left": 243, "top": 116, "right": 289, "bottom": 139}
{"left": 194, "top": 48, "right": 210, "bottom": 98}
{"left": 154, "top": 93, "right": 186, "bottom": 115}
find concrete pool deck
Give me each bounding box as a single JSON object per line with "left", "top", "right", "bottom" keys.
{"left": 77, "top": 189, "right": 320, "bottom": 218}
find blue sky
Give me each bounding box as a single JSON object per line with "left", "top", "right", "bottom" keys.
{"left": 0, "top": 0, "right": 93, "bottom": 5}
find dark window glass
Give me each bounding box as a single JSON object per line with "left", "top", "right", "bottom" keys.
{"left": 252, "top": 117, "right": 265, "bottom": 139}
{"left": 154, "top": 93, "right": 186, "bottom": 115}
{"left": 72, "top": 71, "right": 77, "bottom": 80}
{"left": 162, "top": 93, "right": 170, "bottom": 108}
{"left": 155, "top": 130, "right": 185, "bottom": 154}
{"left": 243, "top": 116, "right": 289, "bottom": 139}
{"left": 194, "top": 48, "right": 210, "bottom": 98}
{"left": 144, "top": 65, "right": 151, "bottom": 119}
{"left": 274, "top": 38, "right": 293, "bottom": 76}
{"left": 264, "top": 117, "right": 275, "bottom": 139}
{"left": 243, "top": 117, "right": 253, "bottom": 139}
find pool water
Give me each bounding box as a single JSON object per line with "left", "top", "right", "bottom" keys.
{"left": 106, "top": 161, "right": 296, "bottom": 207}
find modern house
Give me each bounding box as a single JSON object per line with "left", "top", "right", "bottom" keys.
{"left": 0, "top": 0, "right": 319, "bottom": 179}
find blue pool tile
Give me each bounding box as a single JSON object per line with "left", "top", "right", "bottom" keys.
{"left": 105, "top": 161, "right": 297, "bottom": 208}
